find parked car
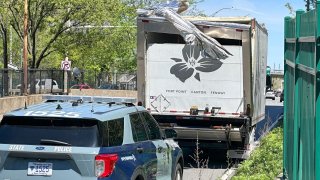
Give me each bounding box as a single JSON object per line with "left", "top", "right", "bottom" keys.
{"left": 275, "top": 89, "right": 282, "bottom": 97}
{"left": 280, "top": 90, "right": 284, "bottom": 102}
{"left": 0, "top": 95, "right": 184, "bottom": 180}
{"left": 266, "top": 90, "right": 276, "bottom": 100}
{"left": 16, "top": 79, "right": 59, "bottom": 90}
{"left": 98, "top": 83, "right": 118, "bottom": 90}
{"left": 70, "top": 84, "right": 92, "bottom": 90}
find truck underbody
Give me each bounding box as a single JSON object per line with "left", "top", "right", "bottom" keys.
{"left": 153, "top": 114, "right": 251, "bottom": 150}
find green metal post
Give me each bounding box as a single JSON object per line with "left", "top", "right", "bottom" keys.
{"left": 315, "top": 1, "right": 320, "bottom": 180}
{"left": 293, "top": 9, "right": 304, "bottom": 180}
{"left": 283, "top": 16, "right": 291, "bottom": 180}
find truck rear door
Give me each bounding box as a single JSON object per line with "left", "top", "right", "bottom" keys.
{"left": 146, "top": 43, "right": 244, "bottom": 114}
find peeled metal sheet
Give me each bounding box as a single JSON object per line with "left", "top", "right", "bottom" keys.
{"left": 191, "top": 21, "right": 251, "bottom": 30}
{"left": 137, "top": 1, "right": 232, "bottom": 60}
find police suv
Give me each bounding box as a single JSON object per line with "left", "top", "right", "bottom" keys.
{"left": 0, "top": 95, "right": 183, "bottom": 180}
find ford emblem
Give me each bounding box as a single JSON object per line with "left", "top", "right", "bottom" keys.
{"left": 35, "top": 147, "right": 45, "bottom": 150}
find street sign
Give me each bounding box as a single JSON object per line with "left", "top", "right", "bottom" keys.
{"left": 61, "top": 59, "right": 71, "bottom": 71}
{"left": 266, "top": 66, "right": 271, "bottom": 75}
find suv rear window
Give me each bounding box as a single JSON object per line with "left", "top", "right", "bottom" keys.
{"left": 100, "top": 118, "right": 124, "bottom": 147}
{"left": 0, "top": 117, "right": 101, "bottom": 147}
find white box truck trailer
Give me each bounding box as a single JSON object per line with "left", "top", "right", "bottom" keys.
{"left": 137, "top": 16, "right": 268, "bottom": 158}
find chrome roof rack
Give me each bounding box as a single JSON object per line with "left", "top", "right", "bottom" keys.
{"left": 43, "top": 95, "right": 136, "bottom": 104}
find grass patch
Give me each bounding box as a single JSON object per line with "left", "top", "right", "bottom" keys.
{"left": 231, "top": 127, "right": 283, "bottom": 180}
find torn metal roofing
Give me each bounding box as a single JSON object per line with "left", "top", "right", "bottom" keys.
{"left": 137, "top": 1, "right": 232, "bottom": 60}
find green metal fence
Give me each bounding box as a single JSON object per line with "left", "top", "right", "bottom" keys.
{"left": 284, "top": 4, "right": 320, "bottom": 180}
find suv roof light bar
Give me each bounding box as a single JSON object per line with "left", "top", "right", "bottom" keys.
{"left": 43, "top": 95, "right": 136, "bottom": 104}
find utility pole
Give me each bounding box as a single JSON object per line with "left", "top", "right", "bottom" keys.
{"left": 23, "top": 0, "right": 28, "bottom": 95}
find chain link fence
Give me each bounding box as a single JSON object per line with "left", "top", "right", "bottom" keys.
{"left": 0, "top": 69, "right": 137, "bottom": 97}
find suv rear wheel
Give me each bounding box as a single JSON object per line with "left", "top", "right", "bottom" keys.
{"left": 131, "top": 169, "right": 145, "bottom": 180}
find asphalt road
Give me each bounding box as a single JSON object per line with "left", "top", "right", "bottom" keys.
{"left": 256, "top": 97, "right": 284, "bottom": 140}
{"left": 183, "top": 168, "right": 227, "bottom": 180}
{"left": 182, "top": 148, "right": 228, "bottom": 180}
{"left": 265, "top": 96, "right": 283, "bottom": 106}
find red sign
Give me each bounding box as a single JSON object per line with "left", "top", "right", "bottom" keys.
{"left": 61, "top": 60, "right": 71, "bottom": 70}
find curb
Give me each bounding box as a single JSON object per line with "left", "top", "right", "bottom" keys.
{"left": 274, "top": 173, "right": 283, "bottom": 180}
{"left": 220, "top": 168, "right": 237, "bottom": 180}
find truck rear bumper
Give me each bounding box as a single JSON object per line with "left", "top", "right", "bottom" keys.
{"left": 169, "top": 126, "right": 243, "bottom": 142}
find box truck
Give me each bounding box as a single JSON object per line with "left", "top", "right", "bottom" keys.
{"left": 137, "top": 15, "right": 268, "bottom": 158}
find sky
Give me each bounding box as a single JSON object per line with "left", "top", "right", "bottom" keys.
{"left": 196, "top": 0, "right": 306, "bottom": 70}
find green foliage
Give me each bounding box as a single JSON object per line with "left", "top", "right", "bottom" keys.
{"left": 51, "top": 0, "right": 137, "bottom": 71}
{"left": 305, "top": 0, "right": 316, "bottom": 11}
{"left": 232, "top": 128, "right": 283, "bottom": 180}
{"left": 0, "top": 0, "right": 138, "bottom": 70}
{"left": 0, "top": 0, "right": 203, "bottom": 70}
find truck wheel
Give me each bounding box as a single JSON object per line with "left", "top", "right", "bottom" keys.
{"left": 174, "top": 163, "right": 182, "bottom": 180}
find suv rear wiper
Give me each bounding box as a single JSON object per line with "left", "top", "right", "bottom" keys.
{"left": 40, "top": 139, "right": 71, "bottom": 146}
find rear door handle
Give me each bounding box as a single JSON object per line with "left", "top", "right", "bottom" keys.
{"left": 136, "top": 147, "right": 144, "bottom": 153}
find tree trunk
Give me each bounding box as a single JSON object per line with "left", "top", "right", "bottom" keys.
{"left": 29, "top": 69, "right": 36, "bottom": 94}
{"left": 2, "top": 27, "right": 9, "bottom": 96}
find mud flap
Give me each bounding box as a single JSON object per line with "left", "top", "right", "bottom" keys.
{"left": 227, "top": 127, "right": 256, "bottom": 159}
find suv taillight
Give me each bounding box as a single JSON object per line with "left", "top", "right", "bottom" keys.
{"left": 95, "top": 154, "right": 118, "bottom": 178}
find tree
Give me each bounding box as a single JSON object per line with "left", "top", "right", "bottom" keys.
{"left": 285, "top": 3, "right": 295, "bottom": 17}
{"left": 0, "top": 1, "right": 11, "bottom": 96}
{"left": 49, "top": 0, "right": 138, "bottom": 73}
{"left": 0, "top": 0, "right": 140, "bottom": 93}
{"left": 1, "top": 0, "right": 203, "bottom": 73}
{"left": 64, "top": 0, "right": 207, "bottom": 81}
{"left": 8, "top": 0, "right": 131, "bottom": 69}
{"left": 305, "top": 0, "right": 316, "bottom": 11}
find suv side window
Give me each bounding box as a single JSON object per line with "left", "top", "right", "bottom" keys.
{"left": 142, "top": 112, "right": 162, "bottom": 140}
{"left": 101, "top": 118, "right": 124, "bottom": 147}
{"left": 130, "top": 113, "right": 148, "bottom": 142}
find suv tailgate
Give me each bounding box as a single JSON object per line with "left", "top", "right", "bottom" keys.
{"left": 0, "top": 116, "right": 101, "bottom": 179}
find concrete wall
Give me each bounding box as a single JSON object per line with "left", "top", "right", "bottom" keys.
{"left": 0, "top": 90, "right": 137, "bottom": 117}
{"left": 0, "top": 95, "right": 43, "bottom": 115}
{"left": 70, "top": 89, "right": 137, "bottom": 98}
